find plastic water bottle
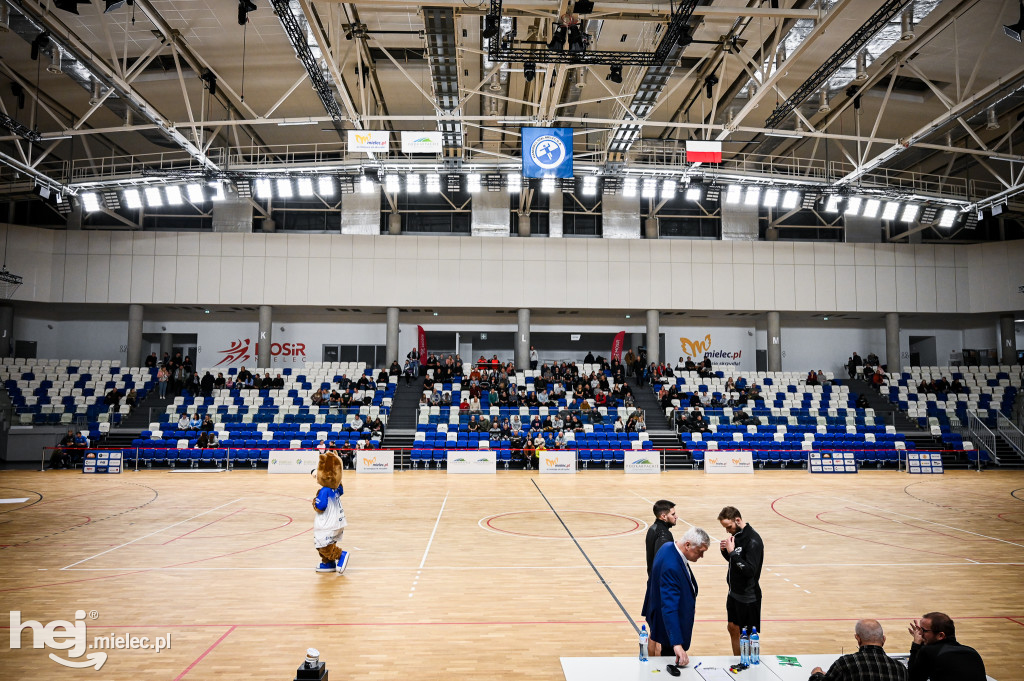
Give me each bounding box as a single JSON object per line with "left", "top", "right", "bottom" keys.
{"left": 740, "top": 627, "right": 749, "bottom": 665}
{"left": 750, "top": 627, "right": 760, "bottom": 665}
{"left": 639, "top": 624, "right": 649, "bottom": 662}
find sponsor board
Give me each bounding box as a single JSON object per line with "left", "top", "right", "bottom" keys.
{"left": 82, "top": 451, "right": 122, "bottom": 475}
{"left": 348, "top": 130, "right": 390, "bottom": 153}
{"left": 400, "top": 131, "right": 442, "bottom": 153}
{"left": 625, "top": 452, "right": 661, "bottom": 474}
{"left": 678, "top": 333, "right": 744, "bottom": 367}
{"left": 267, "top": 450, "right": 317, "bottom": 474}
{"left": 704, "top": 450, "right": 753, "bottom": 474}
{"left": 907, "top": 451, "right": 944, "bottom": 474}
{"left": 356, "top": 450, "right": 395, "bottom": 474}
{"left": 809, "top": 451, "right": 857, "bottom": 474}
{"left": 447, "top": 451, "right": 496, "bottom": 474}
{"left": 539, "top": 450, "right": 577, "bottom": 474}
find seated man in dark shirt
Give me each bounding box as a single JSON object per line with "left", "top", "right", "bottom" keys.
{"left": 907, "top": 612, "right": 986, "bottom": 681}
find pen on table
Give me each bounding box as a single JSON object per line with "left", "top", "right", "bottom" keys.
{"left": 694, "top": 662, "right": 702, "bottom": 670}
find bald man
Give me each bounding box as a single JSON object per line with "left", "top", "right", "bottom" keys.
{"left": 808, "top": 619, "right": 906, "bottom": 681}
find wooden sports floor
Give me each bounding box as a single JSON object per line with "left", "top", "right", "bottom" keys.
{"left": 1, "top": 468, "right": 1023, "bottom": 681}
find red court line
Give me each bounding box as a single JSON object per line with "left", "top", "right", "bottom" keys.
{"left": 173, "top": 625, "right": 236, "bottom": 681}
{"left": 163, "top": 508, "right": 246, "bottom": 544}
{"left": 815, "top": 509, "right": 994, "bottom": 542}
{"left": 1008, "top": 618, "right": 1024, "bottom": 628}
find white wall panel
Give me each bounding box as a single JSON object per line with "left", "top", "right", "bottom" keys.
{"left": 132, "top": 232, "right": 155, "bottom": 255}
{"left": 66, "top": 231, "right": 89, "bottom": 255}
{"left": 773, "top": 264, "right": 796, "bottom": 310}
{"left": 914, "top": 244, "right": 935, "bottom": 267}
{"left": 955, "top": 267, "right": 971, "bottom": 312}
{"left": 773, "top": 242, "right": 794, "bottom": 265}
{"left": 196, "top": 256, "right": 222, "bottom": 303}
{"left": 262, "top": 264, "right": 287, "bottom": 305}
{"left": 130, "top": 255, "right": 154, "bottom": 304}
{"left": 895, "top": 266, "right": 917, "bottom": 312}
{"left": 670, "top": 262, "right": 694, "bottom": 310}
{"left": 712, "top": 263, "right": 735, "bottom": 309}
{"left": 218, "top": 257, "right": 243, "bottom": 304}
{"left": 199, "top": 233, "right": 222, "bottom": 257}
{"left": 108, "top": 255, "right": 133, "bottom": 303}
{"left": 174, "top": 256, "right": 199, "bottom": 303}
{"left": 915, "top": 267, "right": 937, "bottom": 312}
{"left": 733, "top": 266, "right": 755, "bottom": 310}
{"left": 793, "top": 265, "right": 815, "bottom": 310}
{"left": 753, "top": 264, "right": 775, "bottom": 309}
{"left": 855, "top": 266, "right": 876, "bottom": 311}
{"left": 873, "top": 243, "right": 895, "bottom": 267}
{"left": 853, "top": 243, "right": 874, "bottom": 266}
{"left": 328, "top": 258, "right": 351, "bottom": 301}
{"left": 875, "top": 267, "right": 896, "bottom": 311}
{"left": 834, "top": 244, "right": 855, "bottom": 266}
{"left": 110, "top": 232, "right": 133, "bottom": 255}
{"left": 241, "top": 259, "right": 266, "bottom": 304}
{"left": 834, "top": 266, "right": 857, "bottom": 311}
{"left": 177, "top": 233, "right": 200, "bottom": 257}
{"left": 285, "top": 257, "right": 309, "bottom": 304}
{"left": 669, "top": 239, "right": 692, "bottom": 263}
{"left": 152, "top": 256, "right": 177, "bottom": 303}
{"left": 732, "top": 240, "right": 754, "bottom": 264}
{"left": 238, "top": 233, "right": 261, "bottom": 257}
{"left": 63, "top": 254, "right": 88, "bottom": 303}
{"left": 934, "top": 268, "right": 956, "bottom": 313}
{"left": 606, "top": 262, "right": 630, "bottom": 308}
{"left": 812, "top": 242, "right": 835, "bottom": 265}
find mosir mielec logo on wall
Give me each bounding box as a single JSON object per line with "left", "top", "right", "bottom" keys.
{"left": 10, "top": 610, "right": 171, "bottom": 670}
{"left": 213, "top": 338, "right": 307, "bottom": 366}
{"left": 679, "top": 333, "right": 743, "bottom": 367}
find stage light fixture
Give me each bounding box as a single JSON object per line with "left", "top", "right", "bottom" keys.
{"left": 781, "top": 190, "right": 800, "bottom": 210}
{"left": 574, "top": 0, "right": 594, "bottom": 13}
{"left": 623, "top": 178, "right": 638, "bottom": 197}
{"left": 385, "top": 175, "right": 400, "bottom": 193}
{"left": 426, "top": 174, "right": 441, "bottom": 193}
{"left": 938, "top": 208, "right": 957, "bottom": 228}
{"left": 238, "top": 0, "right": 257, "bottom": 26}
{"left": 54, "top": 0, "right": 86, "bottom": 15}
{"left": 824, "top": 195, "right": 842, "bottom": 213}
{"left": 704, "top": 74, "right": 719, "bottom": 99}
{"left": 209, "top": 181, "right": 226, "bottom": 202}
{"left": 467, "top": 173, "right": 482, "bottom": 193}
{"left": 685, "top": 185, "right": 702, "bottom": 201}
{"left": 607, "top": 65, "right": 623, "bottom": 84}
{"left": 123, "top": 188, "right": 142, "bottom": 210}
{"left": 506, "top": 174, "right": 520, "bottom": 193}
{"left": 254, "top": 178, "right": 272, "bottom": 199}
{"left": 165, "top": 185, "right": 183, "bottom": 206}
{"left": 677, "top": 29, "right": 693, "bottom": 47}
{"left": 144, "top": 186, "right": 163, "bottom": 207}
{"left": 743, "top": 187, "right": 760, "bottom": 206}
{"left": 900, "top": 204, "right": 919, "bottom": 223}
{"left": 862, "top": 198, "right": 880, "bottom": 218}
{"left": 482, "top": 14, "right": 500, "bottom": 40}
{"left": 639, "top": 178, "right": 656, "bottom": 198}
{"left": 548, "top": 25, "right": 567, "bottom": 52}
{"left": 318, "top": 176, "right": 335, "bottom": 197}
{"left": 762, "top": 188, "right": 779, "bottom": 208}
{"left": 30, "top": 31, "right": 50, "bottom": 61}
{"left": 104, "top": 0, "right": 131, "bottom": 13}
{"left": 541, "top": 178, "right": 556, "bottom": 194}
{"left": 661, "top": 179, "right": 676, "bottom": 200}
{"left": 359, "top": 176, "right": 374, "bottom": 193}
{"left": 568, "top": 26, "right": 586, "bottom": 53}
{"left": 725, "top": 185, "right": 742, "bottom": 204}
{"left": 1004, "top": 0, "right": 1023, "bottom": 42}
{"left": 406, "top": 174, "right": 421, "bottom": 194}
{"left": 524, "top": 63, "right": 536, "bottom": 83}
{"left": 81, "top": 192, "right": 101, "bottom": 212}
{"left": 582, "top": 176, "right": 598, "bottom": 197}
{"left": 881, "top": 201, "right": 900, "bottom": 221}
{"left": 844, "top": 196, "right": 862, "bottom": 215}
{"left": 186, "top": 184, "right": 205, "bottom": 203}
{"left": 276, "top": 178, "right": 293, "bottom": 199}
{"left": 296, "top": 177, "right": 314, "bottom": 197}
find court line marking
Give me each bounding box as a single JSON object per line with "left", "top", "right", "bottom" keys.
{"left": 478, "top": 510, "right": 647, "bottom": 540}
{"left": 173, "top": 625, "right": 236, "bottom": 681}
{"left": 831, "top": 494, "right": 1024, "bottom": 550}
{"left": 61, "top": 498, "right": 244, "bottom": 570}
{"left": 418, "top": 491, "right": 448, "bottom": 570}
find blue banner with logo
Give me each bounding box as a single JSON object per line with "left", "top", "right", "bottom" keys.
{"left": 522, "top": 127, "right": 573, "bottom": 178}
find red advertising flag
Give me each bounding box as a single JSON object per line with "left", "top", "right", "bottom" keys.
{"left": 417, "top": 325, "right": 427, "bottom": 362}
{"left": 686, "top": 140, "right": 722, "bottom": 163}
{"left": 611, "top": 330, "right": 625, "bottom": 362}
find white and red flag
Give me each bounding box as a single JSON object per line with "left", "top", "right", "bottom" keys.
{"left": 686, "top": 140, "right": 722, "bottom": 163}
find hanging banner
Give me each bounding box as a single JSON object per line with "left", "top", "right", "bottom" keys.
{"left": 686, "top": 140, "right": 722, "bottom": 163}
{"left": 348, "top": 130, "right": 390, "bottom": 153}
{"left": 417, "top": 325, "right": 428, "bottom": 364}
{"left": 400, "top": 131, "right": 443, "bottom": 154}
{"left": 611, "top": 331, "right": 626, "bottom": 362}
{"left": 522, "top": 127, "right": 573, "bottom": 178}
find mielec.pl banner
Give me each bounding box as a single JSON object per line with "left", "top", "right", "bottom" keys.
{"left": 400, "top": 131, "right": 443, "bottom": 154}
{"left": 348, "top": 130, "right": 390, "bottom": 153}
{"left": 521, "top": 127, "right": 573, "bottom": 178}
{"left": 539, "top": 450, "right": 576, "bottom": 474}
{"left": 704, "top": 451, "right": 754, "bottom": 474}
{"left": 611, "top": 330, "right": 625, "bottom": 362}
{"left": 356, "top": 450, "right": 395, "bottom": 474}
{"left": 417, "top": 325, "right": 427, "bottom": 364}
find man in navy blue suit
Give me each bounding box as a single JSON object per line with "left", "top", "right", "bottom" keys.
{"left": 642, "top": 526, "right": 711, "bottom": 667}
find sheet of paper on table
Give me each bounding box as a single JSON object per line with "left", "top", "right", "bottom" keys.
{"left": 696, "top": 666, "right": 736, "bottom": 681}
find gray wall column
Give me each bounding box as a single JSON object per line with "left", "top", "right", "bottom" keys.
{"left": 1000, "top": 315, "right": 1018, "bottom": 365}
{"left": 515, "top": 309, "right": 530, "bottom": 369}
{"left": 385, "top": 307, "right": 400, "bottom": 366}
{"left": 631, "top": 332, "right": 643, "bottom": 352}
{"left": 767, "top": 311, "right": 782, "bottom": 372}
{"left": 646, "top": 310, "right": 660, "bottom": 367}
{"left": 127, "top": 304, "right": 143, "bottom": 367}
{"left": 258, "top": 305, "right": 272, "bottom": 368}
{"left": 644, "top": 216, "right": 658, "bottom": 239}
{"left": 885, "top": 312, "right": 901, "bottom": 372}
{"left": 388, "top": 211, "right": 401, "bottom": 235}
{"left": 518, "top": 212, "right": 531, "bottom": 237}
{"left": 160, "top": 333, "right": 173, "bottom": 360}
{"left": 0, "top": 305, "right": 13, "bottom": 357}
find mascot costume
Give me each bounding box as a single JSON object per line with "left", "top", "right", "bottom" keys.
{"left": 312, "top": 450, "right": 350, "bottom": 574}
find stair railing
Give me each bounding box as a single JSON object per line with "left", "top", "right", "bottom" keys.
{"left": 962, "top": 410, "right": 1000, "bottom": 466}
{"left": 996, "top": 413, "right": 1024, "bottom": 458}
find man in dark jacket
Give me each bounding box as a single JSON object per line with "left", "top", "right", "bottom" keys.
{"left": 907, "top": 612, "right": 986, "bottom": 681}
{"left": 718, "top": 506, "right": 764, "bottom": 655}
{"left": 644, "top": 499, "right": 678, "bottom": 658}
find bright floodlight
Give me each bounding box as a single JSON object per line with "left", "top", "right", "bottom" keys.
{"left": 581, "top": 176, "right": 598, "bottom": 196}
{"left": 641, "top": 179, "right": 657, "bottom": 198}
{"left": 762, "top": 188, "right": 779, "bottom": 208}
{"left": 297, "top": 177, "right": 314, "bottom": 197}
{"left": 506, "top": 173, "right": 520, "bottom": 193}
{"left": 781, "top": 190, "right": 800, "bottom": 209}
{"left": 938, "top": 208, "right": 957, "bottom": 228}
{"left": 385, "top": 175, "right": 400, "bottom": 193}
{"left": 661, "top": 179, "right": 676, "bottom": 199}
{"left": 725, "top": 185, "right": 742, "bottom": 204}
{"left": 123, "top": 188, "right": 142, "bottom": 209}
{"left": 209, "top": 182, "right": 226, "bottom": 202}
{"left": 541, "top": 178, "right": 555, "bottom": 194}
{"left": 685, "top": 185, "right": 702, "bottom": 201}
{"left": 881, "top": 201, "right": 900, "bottom": 220}
{"left": 623, "top": 178, "right": 638, "bottom": 197}
{"left": 845, "top": 196, "right": 862, "bottom": 215}
{"left": 467, "top": 173, "right": 481, "bottom": 193}
{"left": 406, "top": 174, "right": 421, "bottom": 194}
{"left": 426, "top": 174, "right": 441, "bottom": 193}
{"left": 144, "top": 186, "right": 163, "bottom": 207}
{"left": 900, "top": 203, "right": 919, "bottom": 223}
{"left": 359, "top": 176, "right": 374, "bottom": 193}
{"left": 255, "top": 178, "right": 272, "bottom": 199}
{"left": 186, "top": 183, "right": 205, "bottom": 203}
{"left": 276, "top": 178, "right": 293, "bottom": 199}
{"left": 318, "top": 176, "right": 335, "bottom": 197}
{"left": 743, "top": 186, "right": 760, "bottom": 206}
{"left": 824, "top": 195, "right": 841, "bottom": 213}
{"left": 81, "top": 192, "right": 101, "bottom": 212}
{"left": 862, "top": 198, "right": 881, "bottom": 218}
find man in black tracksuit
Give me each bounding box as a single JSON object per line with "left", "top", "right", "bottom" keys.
{"left": 907, "top": 612, "right": 986, "bottom": 681}
{"left": 718, "top": 506, "right": 764, "bottom": 656}
{"left": 644, "top": 499, "right": 678, "bottom": 658}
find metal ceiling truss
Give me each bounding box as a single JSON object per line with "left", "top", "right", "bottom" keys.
{"left": 270, "top": 0, "right": 347, "bottom": 124}
{"left": 422, "top": 8, "right": 464, "bottom": 163}
{"left": 483, "top": 0, "right": 699, "bottom": 66}
{"left": 764, "top": 0, "right": 914, "bottom": 129}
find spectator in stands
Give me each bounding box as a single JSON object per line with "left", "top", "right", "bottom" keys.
{"left": 50, "top": 430, "right": 77, "bottom": 469}
{"left": 336, "top": 441, "right": 355, "bottom": 470}
{"left": 806, "top": 370, "right": 819, "bottom": 386}
{"left": 440, "top": 392, "right": 452, "bottom": 407}
{"left": 186, "top": 372, "right": 201, "bottom": 396}
{"left": 467, "top": 415, "right": 481, "bottom": 433}
{"left": 402, "top": 360, "right": 414, "bottom": 386}
{"left": 104, "top": 387, "right": 122, "bottom": 411}
{"left": 949, "top": 378, "right": 964, "bottom": 393}
{"left": 348, "top": 414, "right": 364, "bottom": 433}
{"left": 686, "top": 412, "right": 710, "bottom": 434}
{"left": 311, "top": 389, "right": 326, "bottom": 407}
{"left": 934, "top": 377, "right": 949, "bottom": 393}
{"left": 624, "top": 349, "right": 637, "bottom": 376}
{"left": 478, "top": 414, "right": 491, "bottom": 433}
{"left": 272, "top": 374, "right": 284, "bottom": 389}
{"left": 866, "top": 352, "right": 880, "bottom": 367}
{"left": 725, "top": 377, "right": 737, "bottom": 392}
{"left": 355, "top": 437, "right": 370, "bottom": 451}
{"left": 177, "top": 413, "right": 190, "bottom": 430}
{"left": 145, "top": 352, "right": 157, "bottom": 368}
{"left": 388, "top": 360, "right": 401, "bottom": 377}
{"left": 407, "top": 348, "right": 419, "bottom": 376}
{"left": 733, "top": 409, "right": 755, "bottom": 427}
{"left": 917, "top": 379, "right": 930, "bottom": 394}
{"left": 847, "top": 354, "right": 859, "bottom": 379}
{"left": 856, "top": 393, "right": 870, "bottom": 409}
{"left": 870, "top": 368, "right": 886, "bottom": 390}
{"left": 808, "top": 619, "right": 906, "bottom": 681}
{"left": 157, "top": 366, "right": 170, "bottom": 399}
{"left": 200, "top": 415, "right": 215, "bottom": 432}
{"left": 816, "top": 370, "right": 828, "bottom": 386}
{"left": 197, "top": 431, "right": 218, "bottom": 449}
{"left": 125, "top": 388, "right": 138, "bottom": 411}
{"left": 428, "top": 391, "right": 441, "bottom": 406}
{"left": 189, "top": 412, "right": 202, "bottom": 429}
{"left": 530, "top": 346, "right": 539, "bottom": 370}
{"left": 261, "top": 374, "right": 274, "bottom": 390}
{"left": 907, "top": 612, "right": 986, "bottom": 681}
{"left": 199, "top": 371, "right": 214, "bottom": 397}
{"left": 468, "top": 395, "right": 482, "bottom": 415}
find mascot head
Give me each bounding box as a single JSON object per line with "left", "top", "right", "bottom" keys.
{"left": 316, "top": 450, "right": 343, "bottom": 489}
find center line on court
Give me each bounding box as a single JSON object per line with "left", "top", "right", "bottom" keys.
{"left": 419, "top": 491, "right": 448, "bottom": 570}
{"left": 533, "top": 479, "right": 640, "bottom": 635}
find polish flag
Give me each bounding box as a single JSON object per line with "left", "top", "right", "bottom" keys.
{"left": 686, "top": 140, "right": 722, "bottom": 163}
